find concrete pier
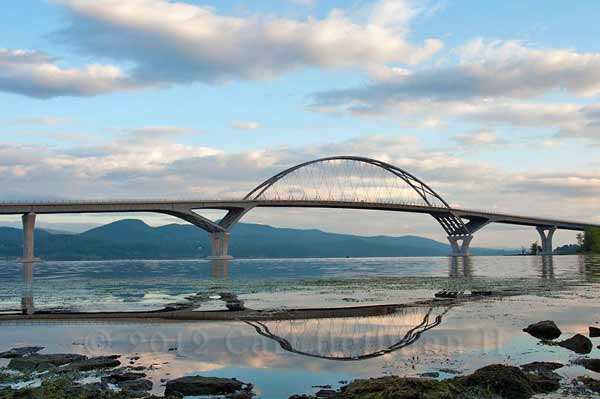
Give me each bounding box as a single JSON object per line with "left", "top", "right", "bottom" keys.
{"left": 208, "top": 232, "right": 233, "bottom": 260}
{"left": 536, "top": 226, "right": 556, "bottom": 255}
{"left": 18, "top": 213, "right": 41, "bottom": 263}
{"left": 448, "top": 235, "right": 473, "bottom": 257}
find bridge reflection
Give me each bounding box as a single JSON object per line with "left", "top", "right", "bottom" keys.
{"left": 245, "top": 306, "right": 450, "bottom": 361}
{"left": 448, "top": 256, "right": 474, "bottom": 278}
{"left": 21, "top": 262, "right": 34, "bottom": 315}
{"left": 211, "top": 259, "right": 229, "bottom": 279}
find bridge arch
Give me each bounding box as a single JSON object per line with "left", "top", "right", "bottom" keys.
{"left": 245, "top": 156, "right": 451, "bottom": 208}
{"left": 244, "top": 156, "right": 472, "bottom": 255}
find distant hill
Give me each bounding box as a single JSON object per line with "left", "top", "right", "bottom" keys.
{"left": 0, "top": 219, "right": 514, "bottom": 260}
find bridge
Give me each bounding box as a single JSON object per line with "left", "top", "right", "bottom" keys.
{"left": 0, "top": 156, "right": 597, "bottom": 261}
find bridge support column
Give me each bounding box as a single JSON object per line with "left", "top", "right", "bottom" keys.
{"left": 18, "top": 213, "right": 41, "bottom": 263}
{"left": 448, "top": 235, "right": 473, "bottom": 257}
{"left": 208, "top": 232, "right": 233, "bottom": 260}
{"left": 536, "top": 226, "right": 556, "bottom": 255}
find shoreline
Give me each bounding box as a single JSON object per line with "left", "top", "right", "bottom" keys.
{"left": 0, "top": 293, "right": 507, "bottom": 324}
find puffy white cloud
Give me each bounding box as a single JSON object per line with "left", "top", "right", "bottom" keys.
{"left": 317, "top": 39, "right": 600, "bottom": 105}
{"left": 312, "top": 40, "right": 600, "bottom": 143}
{"left": 51, "top": 0, "right": 441, "bottom": 83}
{"left": 0, "top": 49, "right": 135, "bottom": 98}
{"left": 1, "top": 0, "right": 443, "bottom": 98}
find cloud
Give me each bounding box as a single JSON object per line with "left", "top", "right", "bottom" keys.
{"left": 232, "top": 121, "right": 261, "bottom": 130}
{"left": 50, "top": 0, "right": 441, "bottom": 82}
{"left": 311, "top": 39, "right": 600, "bottom": 143}
{"left": 0, "top": 48, "right": 135, "bottom": 98}
{"left": 121, "top": 126, "right": 197, "bottom": 142}
{"left": 451, "top": 129, "right": 508, "bottom": 150}
{"left": 316, "top": 39, "right": 600, "bottom": 106}
{"left": 1, "top": 129, "right": 598, "bottom": 239}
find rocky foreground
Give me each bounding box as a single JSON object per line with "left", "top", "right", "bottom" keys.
{"left": 0, "top": 321, "right": 599, "bottom": 398}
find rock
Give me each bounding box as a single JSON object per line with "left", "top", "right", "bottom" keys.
{"left": 523, "top": 320, "right": 562, "bottom": 340}
{"left": 559, "top": 334, "right": 593, "bottom": 354}
{"left": 578, "top": 376, "right": 600, "bottom": 393}
{"left": 529, "top": 370, "right": 562, "bottom": 393}
{"left": 0, "top": 346, "right": 44, "bottom": 358}
{"left": 101, "top": 371, "right": 147, "bottom": 384}
{"left": 520, "top": 361, "right": 563, "bottom": 373}
{"left": 453, "top": 365, "right": 535, "bottom": 399}
{"left": 315, "top": 389, "right": 336, "bottom": 397}
{"left": 117, "top": 378, "right": 153, "bottom": 397}
{"left": 418, "top": 372, "right": 440, "bottom": 378}
{"left": 575, "top": 358, "right": 600, "bottom": 372}
{"left": 58, "top": 355, "right": 121, "bottom": 372}
{"left": 7, "top": 353, "right": 86, "bottom": 372}
{"left": 590, "top": 326, "right": 600, "bottom": 338}
{"left": 226, "top": 300, "right": 245, "bottom": 311}
{"left": 452, "top": 364, "right": 560, "bottom": 399}
{"left": 164, "top": 376, "right": 248, "bottom": 396}
{"left": 339, "top": 376, "right": 458, "bottom": 399}
{"left": 226, "top": 391, "right": 254, "bottom": 399}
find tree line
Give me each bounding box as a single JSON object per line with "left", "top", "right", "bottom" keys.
{"left": 578, "top": 226, "right": 600, "bottom": 254}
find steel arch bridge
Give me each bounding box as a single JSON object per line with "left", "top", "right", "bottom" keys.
{"left": 0, "top": 155, "right": 598, "bottom": 261}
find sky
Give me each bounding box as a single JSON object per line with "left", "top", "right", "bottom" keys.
{"left": 1, "top": 0, "right": 599, "bottom": 248}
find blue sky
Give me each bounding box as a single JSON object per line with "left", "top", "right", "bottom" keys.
{"left": 1, "top": 0, "right": 599, "bottom": 248}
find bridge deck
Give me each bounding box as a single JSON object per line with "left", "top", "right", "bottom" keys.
{"left": 0, "top": 199, "right": 597, "bottom": 231}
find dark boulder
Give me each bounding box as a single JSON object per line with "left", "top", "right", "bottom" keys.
{"left": 339, "top": 376, "right": 458, "bottom": 399}
{"left": 453, "top": 365, "right": 535, "bottom": 399}
{"left": 7, "top": 353, "right": 86, "bottom": 372}
{"left": 559, "top": 334, "right": 593, "bottom": 354}
{"left": 58, "top": 355, "right": 121, "bottom": 372}
{"left": 520, "top": 361, "right": 563, "bottom": 373}
{"left": 315, "top": 389, "right": 336, "bottom": 397}
{"left": 590, "top": 326, "right": 600, "bottom": 338}
{"left": 101, "top": 371, "right": 147, "bottom": 384}
{"left": 578, "top": 376, "right": 600, "bottom": 394}
{"left": 116, "top": 378, "right": 153, "bottom": 397}
{"left": 164, "top": 376, "right": 248, "bottom": 396}
{"left": 0, "top": 346, "right": 44, "bottom": 359}
{"left": 452, "top": 364, "right": 560, "bottom": 399}
{"left": 575, "top": 358, "right": 600, "bottom": 373}
{"left": 523, "top": 320, "right": 562, "bottom": 340}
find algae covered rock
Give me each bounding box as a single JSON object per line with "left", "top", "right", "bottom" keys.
{"left": 0, "top": 347, "right": 44, "bottom": 359}
{"left": 333, "top": 376, "right": 458, "bottom": 398}
{"left": 164, "top": 375, "right": 249, "bottom": 396}
{"left": 7, "top": 353, "right": 86, "bottom": 372}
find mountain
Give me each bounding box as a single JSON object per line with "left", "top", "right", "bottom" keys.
{"left": 0, "top": 219, "right": 514, "bottom": 260}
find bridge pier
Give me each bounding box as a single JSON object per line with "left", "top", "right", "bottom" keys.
{"left": 18, "top": 213, "right": 41, "bottom": 263}
{"left": 448, "top": 235, "right": 473, "bottom": 257}
{"left": 208, "top": 232, "right": 233, "bottom": 260}
{"left": 536, "top": 226, "right": 556, "bottom": 255}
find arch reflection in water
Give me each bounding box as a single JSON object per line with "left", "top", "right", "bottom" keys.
{"left": 246, "top": 306, "right": 449, "bottom": 361}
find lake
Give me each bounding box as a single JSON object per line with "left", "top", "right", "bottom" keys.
{"left": 1, "top": 255, "right": 599, "bottom": 397}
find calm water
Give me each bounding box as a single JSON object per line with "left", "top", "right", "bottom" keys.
{"left": 1, "top": 255, "right": 600, "bottom": 397}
